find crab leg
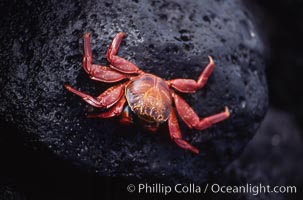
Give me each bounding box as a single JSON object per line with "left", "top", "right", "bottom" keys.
{"left": 64, "top": 83, "right": 125, "bottom": 108}
{"left": 167, "top": 56, "right": 214, "bottom": 93}
{"left": 168, "top": 109, "right": 199, "bottom": 154}
{"left": 87, "top": 97, "right": 126, "bottom": 118}
{"left": 106, "top": 32, "right": 142, "bottom": 74}
{"left": 172, "top": 92, "right": 229, "bottom": 130}
{"left": 82, "top": 33, "right": 128, "bottom": 83}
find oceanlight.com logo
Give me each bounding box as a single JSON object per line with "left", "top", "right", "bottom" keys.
{"left": 210, "top": 183, "right": 297, "bottom": 196}
{"left": 126, "top": 183, "right": 297, "bottom": 196}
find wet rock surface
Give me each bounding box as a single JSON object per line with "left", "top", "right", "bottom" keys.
{"left": 0, "top": 0, "right": 267, "bottom": 184}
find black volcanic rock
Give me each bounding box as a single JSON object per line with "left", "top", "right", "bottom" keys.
{"left": 0, "top": 0, "right": 267, "bottom": 183}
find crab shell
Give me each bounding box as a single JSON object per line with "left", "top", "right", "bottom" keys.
{"left": 125, "top": 74, "right": 172, "bottom": 125}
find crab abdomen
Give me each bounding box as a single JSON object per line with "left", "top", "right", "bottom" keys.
{"left": 125, "top": 74, "right": 172, "bottom": 123}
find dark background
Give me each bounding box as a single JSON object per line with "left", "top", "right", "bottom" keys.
{"left": 0, "top": 0, "right": 303, "bottom": 199}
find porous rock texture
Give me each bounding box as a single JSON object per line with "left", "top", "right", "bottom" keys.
{"left": 0, "top": 0, "right": 267, "bottom": 183}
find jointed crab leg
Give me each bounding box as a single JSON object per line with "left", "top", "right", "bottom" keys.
{"left": 64, "top": 83, "right": 125, "bottom": 108}
{"left": 106, "top": 32, "right": 142, "bottom": 74}
{"left": 87, "top": 64, "right": 128, "bottom": 83}
{"left": 168, "top": 109, "right": 199, "bottom": 154}
{"left": 172, "top": 92, "right": 229, "bottom": 131}
{"left": 83, "top": 33, "right": 128, "bottom": 83}
{"left": 167, "top": 56, "right": 214, "bottom": 93}
{"left": 87, "top": 97, "right": 127, "bottom": 118}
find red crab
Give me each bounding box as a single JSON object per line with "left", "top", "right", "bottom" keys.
{"left": 65, "top": 32, "right": 230, "bottom": 154}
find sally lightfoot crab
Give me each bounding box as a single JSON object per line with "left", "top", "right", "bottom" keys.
{"left": 65, "top": 32, "right": 230, "bottom": 154}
